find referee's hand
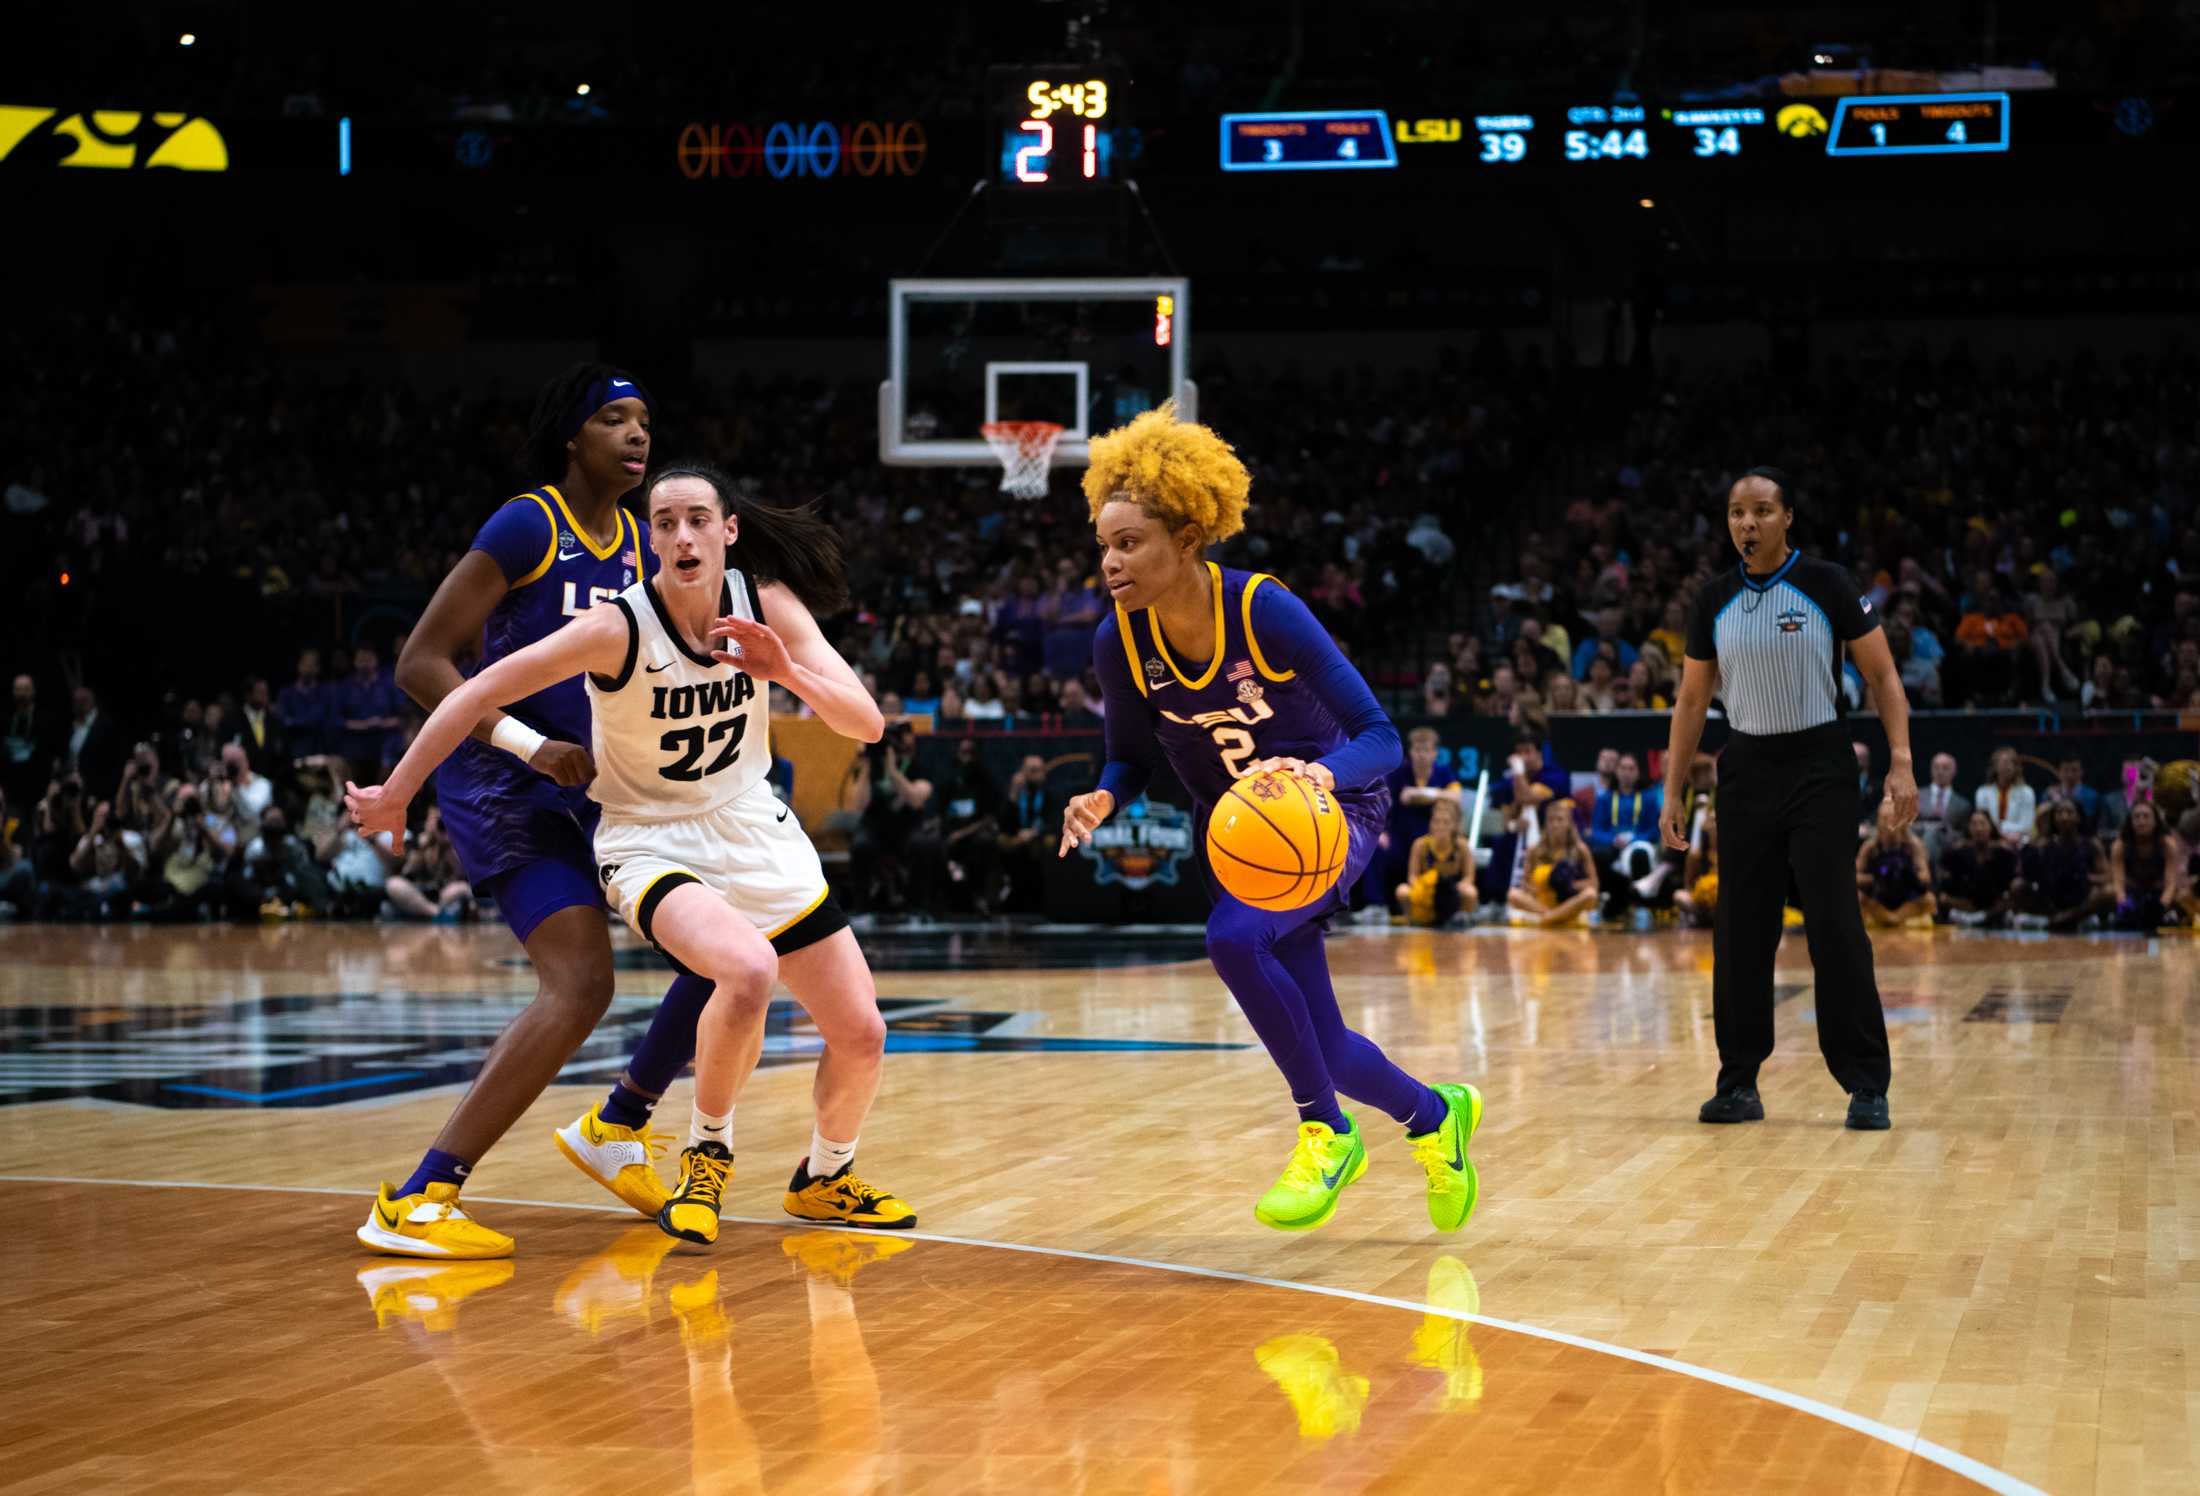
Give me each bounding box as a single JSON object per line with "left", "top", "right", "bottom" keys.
{"left": 1659, "top": 796, "right": 1691, "bottom": 852}
{"left": 1882, "top": 761, "right": 1920, "bottom": 833}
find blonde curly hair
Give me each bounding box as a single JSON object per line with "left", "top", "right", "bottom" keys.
{"left": 1081, "top": 402, "right": 1249, "bottom": 547}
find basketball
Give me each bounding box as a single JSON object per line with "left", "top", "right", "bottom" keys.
{"left": 1206, "top": 771, "right": 1350, "bottom": 911}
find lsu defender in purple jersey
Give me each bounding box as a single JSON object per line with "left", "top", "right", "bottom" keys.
{"left": 435, "top": 483, "right": 654, "bottom": 905}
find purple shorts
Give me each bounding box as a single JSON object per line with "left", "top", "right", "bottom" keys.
{"left": 436, "top": 739, "right": 606, "bottom": 942}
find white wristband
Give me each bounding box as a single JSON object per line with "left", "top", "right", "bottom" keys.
{"left": 490, "top": 717, "right": 547, "bottom": 764}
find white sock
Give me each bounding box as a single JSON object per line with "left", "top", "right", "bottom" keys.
{"left": 808, "top": 1126, "right": 856, "bottom": 1179}
{"left": 691, "top": 1108, "right": 733, "bottom": 1150}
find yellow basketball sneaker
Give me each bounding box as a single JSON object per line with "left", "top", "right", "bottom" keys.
{"left": 356, "top": 1260, "right": 515, "bottom": 1332}
{"left": 1408, "top": 1255, "right": 1485, "bottom": 1410}
{"left": 783, "top": 1161, "right": 918, "bottom": 1229}
{"left": 1253, "top": 1116, "right": 1367, "bottom": 1232}
{"left": 781, "top": 1230, "right": 916, "bottom": 1287}
{"left": 554, "top": 1103, "right": 671, "bottom": 1218}
{"left": 658, "top": 1141, "right": 734, "bottom": 1245}
{"left": 1255, "top": 1334, "right": 1370, "bottom": 1441}
{"left": 1407, "top": 1082, "right": 1484, "bottom": 1233}
{"left": 553, "top": 1225, "right": 681, "bottom": 1335}
{"left": 356, "top": 1181, "right": 514, "bottom": 1259}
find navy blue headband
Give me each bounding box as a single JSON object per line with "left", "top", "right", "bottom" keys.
{"left": 561, "top": 375, "right": 653, "bottom": 443}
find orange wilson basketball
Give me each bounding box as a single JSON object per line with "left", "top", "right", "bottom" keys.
{"left": 1206, "top": 771, "right": 1351, "bottom": 911}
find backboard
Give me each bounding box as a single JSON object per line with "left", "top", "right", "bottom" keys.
{"left": 879, "top": 277, "right": 1193, "bottom": 467}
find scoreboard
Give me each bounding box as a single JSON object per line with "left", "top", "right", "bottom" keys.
{"left": 1218, "top": 91, "right": 2050, "bottom": 172}
{"left": 991, "top": 65, "right": 1124, "bottom": 189}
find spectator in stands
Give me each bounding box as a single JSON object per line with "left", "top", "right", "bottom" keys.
{"left": 1626, "top": 659, "right": 1667, "bottom": 709}
{"left": 2025, "top": 569, "right": 2083, "bottom": 702}
{"left": 901, "top": 670, "right": 941, "bottom": 720}
{"left": 1648, "top": 598, "right": 1687, "bottom": 667}
{"left": 1954, "top": 572, "right": 2029, "bottom": 704}
{"left": 1856, "top": 802, "right": 1936, "bottom": 928}
{"left": 1492, "top": 732, "right": 1567, "bottom": 829}
{"left": 1397, "top": 796, "right": 1478, "bottom": 926}
{"left": 1854, "top": 741, "right": 1880, "bottom": 843}
{"left": 382, "top": 806, "right": 471, "bottom": 921}
{"left": 1938, "top": 809, "right": 2019, "bottom": 927}
{"left": 1571, "top": 606, "right": 1637, "bottom": 680}
{"left": 276, "top": 648, "right": 333, "bottom": 759}
{"left": 851, "top": 721, "right": 934, "bottom": 911}
{"left": 113, "top": 742, "right": 172, "bottom": 841}
{"left": 1581, "top": 655, "right": 1619, "bottom": 711}
{"left": 2110, "top": 800, "right": 2187, "bottom": 931}
{"left": 1912, "top": 752, "right": 1970, "bottom": 869}
{"left": 1363, "top": 727, "right": 1461, "bottom": 915}
{"left": 1545, "top": 674, "right": 1581, "bottom": 713}
{"left": 1977, "top": 748, "right": 2038, "bottom": 845}
{"left": 2081, "top": 654, "right": 2117, "bottom": 711}
{"left": 235, "top": 678, "right": 286, "bottom": 774}
{"left": 938, "top": 737, "right": 1002, "bottom": 914}
{"left": 65, "top": 686, "right": 122, "bottom": 799}
{"left": 2017, "top": 801, "right": 2113, "bottom": 931}
{"left": 2039, "top": 755, "right": 2101, "bottom": 835}
{"left": 994, "top": 754, "right": 1055, "bottom": 913}
{"left": 145, "top": 778, "right": 228, "bottom": 920}
{"left": 1886, "top": 619, "right": 1941, "bottom": 708}
{"left": 0, "top": 785, "right": 33, "bottom": 915}
{"left": 1421, "top": 662, "right": 1456, "bottom": 719}
{"left": 68, "top": 798, "right": 147, "bottom": 916}
{"left": 1508, "top": 798, "right": 1598, "bottom": 927}
{"left": 963, "top": 673, "right": 1006, "bottom": 720}
{"left": 1588, "top": 751, "right": 1660, "bottom": 889}
{"left": 338, "top": 645, "right": 402, "bottom": 776}
{"left": 1057, "top": 677, "right": 1100, "bottom": 725}
{"left": 3, "top": 674, "right": 57, "bottom": 811}
{"left": 234, "top": 804, "right": 327, "bottom": 918}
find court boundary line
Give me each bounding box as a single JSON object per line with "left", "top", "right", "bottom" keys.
{"left": 0, "top": 1172, "right": 2043, "bottom": 1496}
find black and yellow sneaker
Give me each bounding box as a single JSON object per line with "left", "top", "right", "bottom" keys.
{"left": 782, "top": 1159, "right": 917, "bottom": 1230}
{"left": 657, "top": 1141, "right": 734, "bottom": 1245}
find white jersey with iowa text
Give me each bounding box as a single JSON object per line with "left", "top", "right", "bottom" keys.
{"left": 584, "top": 572, "right": 770, "bottom": 820}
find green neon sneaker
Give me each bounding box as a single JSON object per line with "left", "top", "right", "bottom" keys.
{"left": 1254, "top": 1116, "right": 1368, "bottom": 1232}
{"left": 1407, "top": 1083, "right": 1484, "bottom": 1233}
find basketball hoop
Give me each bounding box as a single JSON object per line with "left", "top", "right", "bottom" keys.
{"left": 981, "top": 420, "right": 1065, "bottom": 500}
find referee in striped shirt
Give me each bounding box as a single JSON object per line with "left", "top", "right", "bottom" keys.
{"left": 1660, "top": 469, "right": 1918, "bottom": 1131}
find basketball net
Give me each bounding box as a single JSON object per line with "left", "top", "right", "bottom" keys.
{"left": 980, "top": 420, "right": 1064, "bottom": 500}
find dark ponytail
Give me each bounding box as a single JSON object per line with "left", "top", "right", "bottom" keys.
{"left": 518, "top": 361, "right": 650, "bottom": 483}
{"left": 649, "top": 463, "right": 852, "bottom": 617}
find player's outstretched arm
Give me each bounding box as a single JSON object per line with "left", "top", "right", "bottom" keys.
{"left": 725, "top": 582, "right": 885, "bottom": 743}
{"left": 347, "top": 607, "right": 627, "bottom": 839}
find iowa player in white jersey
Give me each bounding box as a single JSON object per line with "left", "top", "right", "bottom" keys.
{"left": 349, "top": 465, "right": 915, "bottom": 1247}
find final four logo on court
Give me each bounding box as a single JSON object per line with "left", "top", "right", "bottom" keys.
{"left": 1083, "top": 797, "right": 1195, "bottom": 889}
{"left": 1776, "top": 607, "right": 1808, "bottom": 634}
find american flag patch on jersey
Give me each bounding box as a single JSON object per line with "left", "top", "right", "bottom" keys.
{"left": 1228, "top": 660, "right": 1255, "bottom": 682}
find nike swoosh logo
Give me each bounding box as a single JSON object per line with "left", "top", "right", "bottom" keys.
{"left": 646, "top": 662, "right": 672, "bottom": 673}
{"left": 776, "top": 806, "right": 789, "bottom": 823}
{"left": 610, "top": 379, "right": 632, "bottom": 389}
{"left": 1448, "top": 1134, "right": 1465, "bottom": 1171}
{"left": 1321, "top": 1158, "right": 1349, "bottom": 1189}
{"left": 376, "top": 1203, "right": 400, "bottom": 1229}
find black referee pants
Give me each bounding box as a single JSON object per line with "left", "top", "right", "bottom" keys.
{"left": 1712, "top": 723, "right": 1892, "bottom": 1095}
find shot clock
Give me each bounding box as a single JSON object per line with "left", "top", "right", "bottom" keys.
{"left": 991, "top": 65, "right": 1122, "bottom": 187}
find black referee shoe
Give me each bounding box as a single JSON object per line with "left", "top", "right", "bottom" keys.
{"left": 1845, "top": 1090, "right": 1891, "bottom": 1131}
{"left": 1697, "top": 1086, "right": 1764, "bottom": 1124}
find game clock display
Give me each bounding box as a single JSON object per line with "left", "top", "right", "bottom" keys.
{"left": 992, "top": 66, "right": 1121, "bottom": 187}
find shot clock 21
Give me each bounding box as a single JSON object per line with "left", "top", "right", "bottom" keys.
{"left": 993, "top": 68, "right": 1121, "bottom": 186}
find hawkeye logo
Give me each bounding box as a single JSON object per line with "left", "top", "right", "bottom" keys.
{"left": 1776, "top": 103, "right": 1829, "bottom": 139}
{"left": 0, "top": 106, "right": 229, "bottom": 171}
{"left": 1083, "top": 797, "right": 1195, "bottom": 890}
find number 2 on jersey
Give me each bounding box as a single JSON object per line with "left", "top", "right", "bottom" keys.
{"left": 660, "top": 717, "right": 746, "bottom": 781}
{"left": 1212, "top": 726, "right": 1258, "bottom": 778}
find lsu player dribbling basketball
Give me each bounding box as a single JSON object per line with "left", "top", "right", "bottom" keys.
{"left": 351, "top": 464, "right": 916, "bottom": 1249}
{"left": 1058, "top": 406, "right": 1484, "bottom": 1233}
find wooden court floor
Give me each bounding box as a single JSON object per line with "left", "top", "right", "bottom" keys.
{"left": 2, "top": 918, "right": 2195, "bottom": 1494}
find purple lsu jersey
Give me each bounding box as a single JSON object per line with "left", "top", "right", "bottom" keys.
{"left": 1107, "top": 563, "right": 1384, "bottom": 823}
{"left": 436, "top": 486, "right": 653, "bottom": 885}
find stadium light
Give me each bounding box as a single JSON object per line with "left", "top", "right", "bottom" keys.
{"left": 179, "top": 32, "right": 197, "bottom": 46}
{"left": 576, "top": 83, "right": 591, "bottom": 96}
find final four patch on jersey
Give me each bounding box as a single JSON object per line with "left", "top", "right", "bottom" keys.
{"left": 1777, "top": 607, "right": 1807, "bottom": 634}
{"left": 1144, "top": 657, "right": 1169, "bottom": 686}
